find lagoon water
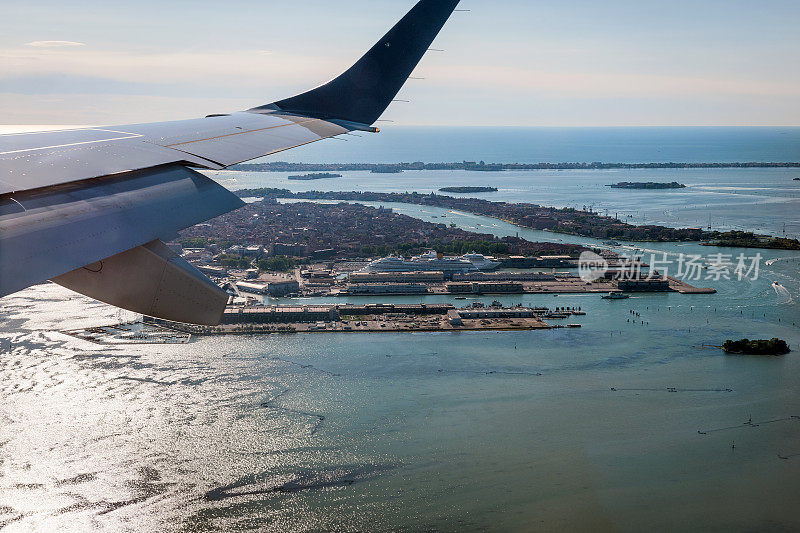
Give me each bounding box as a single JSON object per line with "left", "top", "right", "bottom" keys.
{"left": 1, "top": 128, "right": 800, "bottom": 531}
{"left": 220, "top": 165, "right": 800, "bottom": 238}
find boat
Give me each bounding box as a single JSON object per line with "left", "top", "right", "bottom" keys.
{"left": 461, "top": 252, "right": 501, "bottom": 270}
{"left": 360, "top": 251, "right": 499, "bottom": 274}
{"left": 360, "top": 254, "right": 477, "bottom": 274}
{"left": 601, "top": 292, "right": 630, "bottom": 300}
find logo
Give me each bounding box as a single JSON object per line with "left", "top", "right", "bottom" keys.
{"left": 578, "top": 251, "right": 609, "bottom": 282}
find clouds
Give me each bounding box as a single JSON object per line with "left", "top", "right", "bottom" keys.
{"left": 25, "top": 40, "right": 85, "bottom": 48}
{"left": 1, "top": 45, "right": 340, "bottom": 91}
{"left": 431, "top": 64, "right": 800, "bottom": 100}
{"left": 2, "top": 0, "right": 799, "bottom": 126}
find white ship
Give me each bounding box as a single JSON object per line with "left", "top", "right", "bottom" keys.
{"left": 361, "top": 251, "right": 499, "bottom": 274}
{"left": 461, "top": 252, "right": 501, "bottom": 270}
{"left": 601, "top": 292, "right": 630, "bottom": 300}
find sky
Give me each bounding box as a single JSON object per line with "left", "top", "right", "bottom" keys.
{"left": 1, "top": 0, "right": 799, "bottom": 127}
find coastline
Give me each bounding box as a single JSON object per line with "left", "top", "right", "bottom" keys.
{"left": 236, "top": 189, "right": 800, "bottom": 250}
{"left": 232, "top": 161, "right": 800, "bottom": 172}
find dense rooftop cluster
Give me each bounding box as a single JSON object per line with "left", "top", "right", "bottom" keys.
{"left": 228, "top": 190, "right": 800, "bottom": 248}
{"left": 179, "top": 200, "right": 585, "bottom": 258}
{"left": 238, "top": 190, "right": 710, "bottom": 242}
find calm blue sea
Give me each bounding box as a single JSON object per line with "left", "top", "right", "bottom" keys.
{"left": 261, "top": 126, "right": 800, "bottom": 164}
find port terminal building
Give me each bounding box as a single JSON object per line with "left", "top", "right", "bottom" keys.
{"left": 222, "top": 306, "right": 339, "bottom": 324}
{"left": 217, "top": 303, "right": 454, "bottom": 324}
{"left": 452, "top": 271, "right": 564, "bottom": 282}
{"left": 500, "top": 256, "right": 576, "bottom": 268}
{"left": 617, "top": 278, "right": 671, "bottom": 291}
{"left": 349, "top": 271, "right": 444, "bottom": 283}
{"left": 196, "top": 265, "right": 228, "bottom": 278}
{"left": 447, "top": 307, "right": 541, "bottom": 326}
{"left": 344, "top": 283, "right": 429, "bottom": 295}
{"left": 235, "top": 274, "right": 300, "bottom": 297}
{"left": 446, "top": 282, "right": 525, "bottom": 294}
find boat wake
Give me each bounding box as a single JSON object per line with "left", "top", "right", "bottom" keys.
{"left": 771, "top": 281, "right": 793, "bottom": 304}
{"left": 765, "top": 255, "right": 800, "bottom": 267}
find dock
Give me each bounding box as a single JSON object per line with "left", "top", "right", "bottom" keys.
{"left": 143, "top": 303, "right": 579, "bottom": 336}
{"left": 667, "top": 276, "right": 717, "bottom": 294}
{"left": 61, "top": 322, "right": 191, "bottom": 344}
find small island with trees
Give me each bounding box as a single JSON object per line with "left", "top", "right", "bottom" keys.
{"left": 288, "top": 173, "right": 342, "bottom": 181}
{"left": 607, "top": 182, "right": 686, "bottom": 189}
{"left": 722, "top": 338, "right": 791, "bottom": 356}
{"left": 700, "top": 231, "right": 800, "bottom": 250}
{"left": 439, "top": 186, "right": 499, "bottom": 193}
{"left": 370, "top": 168, "right": 404, "bottom": 174}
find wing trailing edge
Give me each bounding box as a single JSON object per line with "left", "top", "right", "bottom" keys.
{"left": 0, "top": 164, "right": 242, "bottom": 299}
{"left": 53, "top": 240, "right": 229, "bottom": 326}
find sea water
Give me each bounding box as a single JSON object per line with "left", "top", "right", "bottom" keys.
{"left": 249, "top": 126, "right": 800, "bottom": 165}
{"left": 1, "top": 128, "right": 799, "bottom": 531}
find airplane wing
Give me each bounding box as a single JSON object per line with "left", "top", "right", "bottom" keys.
{"left": 0, "top": 0, "right": 461, "bottom": 325}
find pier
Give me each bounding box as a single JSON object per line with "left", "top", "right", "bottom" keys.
{"left": 143, "top": 302, "right": 572, "bottom": 336}
{"left": 667, "top": 276, "right": 717, "bottom": 294}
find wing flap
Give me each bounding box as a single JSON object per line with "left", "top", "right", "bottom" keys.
{"left": 0, "top": 164, "right": 243, "bottom": 297}
{"left": 53, "top": 240, "right": 229, "bottom": 326}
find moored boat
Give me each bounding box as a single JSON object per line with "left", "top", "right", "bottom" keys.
{"left": 601, "top": 292, "right": 630, "bottom": 300}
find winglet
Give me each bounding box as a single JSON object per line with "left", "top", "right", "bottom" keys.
{"left": 249, "top": 0, "right": 461, "bottom": 126}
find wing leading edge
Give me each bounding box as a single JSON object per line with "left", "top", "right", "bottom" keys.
{"left": 0, "top": 0, "right": 461, "bottom": 325}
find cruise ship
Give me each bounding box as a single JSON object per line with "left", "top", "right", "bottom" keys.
{"left": 461, "top": 252, "right": 501, "bottom": 270}
{"left": 360, "top": 251, "right": 500, "bottom": 274}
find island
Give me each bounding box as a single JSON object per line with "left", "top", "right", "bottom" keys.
{"left": 439, "top": 186, "right": 498, "bottom": 193}
{"left": 236, "top": 187, "right": 291, "bottom": 198}
{"left": 180, "top": 198, "right": 587, "bottom": 261}
{"left": 230, "top": 189, "right": 800, "bottom": 249}
{"left": 230, "top": 161, "right": 800, "bottom": 173}
{"left": 723, "top": 338, "right": 790, "bottom": 356}
{"left": 288, "top": 173, "right": 342, "bottom": 181}
{"left": 699, "top": 231, "right": 800, "bottom": 250}
{"left": 607, "top": 182, "right": 686, "bottom": 189}
{"left": 370, "top": 168, "right": 403, "bottom": 174}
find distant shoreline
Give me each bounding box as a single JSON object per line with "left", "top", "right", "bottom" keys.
{"left": 607, "top": 181, "right": 686, "bottom": 189}
{"left": 439, "top": 186, "right": 498, "bottom": 193}
{"left": 287, "top": 172, "right": 342, "bottom": 181}
{"left": 231, "top": 161, "right": 800, "bottom": 172}
{"left": 233, "top": 189, "right": 800, "bottom": 250}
